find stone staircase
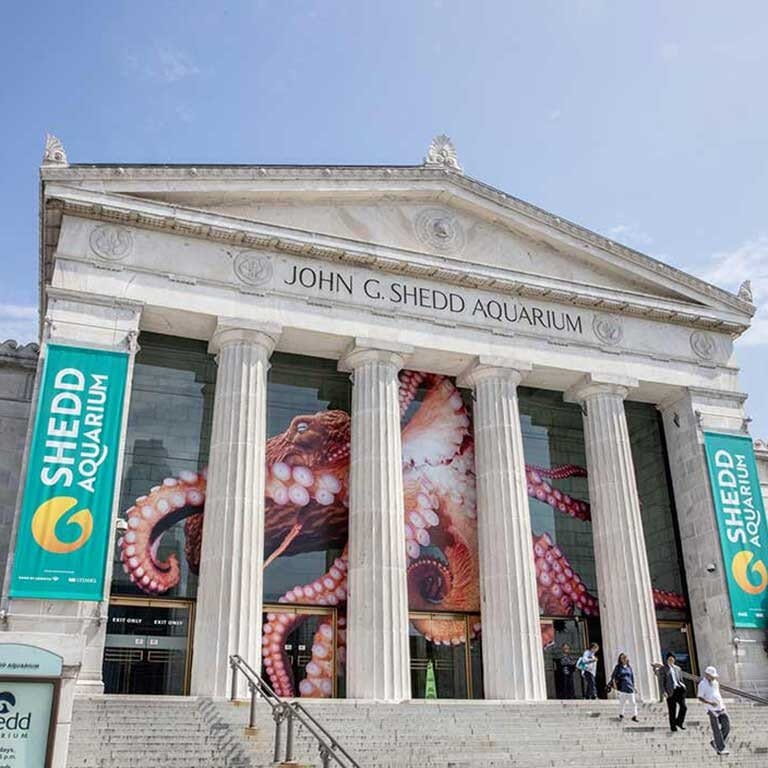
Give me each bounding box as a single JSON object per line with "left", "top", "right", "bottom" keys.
{"left": 68, "top": 695, "right": 768, "bottom": 768}
{"left": 66, "top": 695, "right": 261, "bottom": 768}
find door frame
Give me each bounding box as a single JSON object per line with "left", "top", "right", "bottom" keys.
{"left": 106, "top": 596, "right": 196, "bottom": 695}
{"left": 262, "top": 603, "right": 340, "bottom": 698}
{"left": 657, "top": 619, "right": 698, "bottom": 675}
{"left": 408, "top": 611, "right": 481, "bottom": 699}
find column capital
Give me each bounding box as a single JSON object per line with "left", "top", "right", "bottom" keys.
{"left": 564, "top": 373, "right": 638, "bottom": 404}
{"left": 208, "top": 318, "right": 281, "bottom": 355}
{"left": 457, "top": 356, "right": 532, "bottom": 389}
{"left": 45, "top": 286, "right": 142, "bottom": 351}
{"left": 338, "top": 337, "right": 413, "bottom": 372}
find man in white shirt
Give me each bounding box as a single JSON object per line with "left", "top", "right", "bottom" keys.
{"left": 697, "top": 666, "right": 730, "bottom": 756}
{"left": 578, "top": 643, "right": 599, "bottom": 700}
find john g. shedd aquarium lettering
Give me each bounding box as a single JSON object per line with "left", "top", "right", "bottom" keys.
{"left": 283, "top": 263, "right": 584, "bottom": 334}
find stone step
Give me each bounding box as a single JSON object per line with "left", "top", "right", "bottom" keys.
{"left": 66, "top": 694, "right": 768, "bottom": 768}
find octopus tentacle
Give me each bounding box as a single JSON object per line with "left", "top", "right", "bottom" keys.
{"left": 118, "top": 470, "right": 207, "bottom": 594}
{"left": 403, "top": 471, "right": 441, "bottom": 560}
{"left": 262, "top": 549, "right": 349, "bottom": 696}
{"left": 528, "top": 464, "right": 588, "bottom": 481}
{"left": 533, "top": 532, "right": 599, "bottom": 617}
{"left": 526, "top": 467, "right": 591, "bottom": 522}
{"left": 399, "top": 370, "right": 429, "bottom": 416}
{"left": 401, "top": 378, "right": 469, "bottom": 467}
{"left": 653, "top": 589, "right": 687, "bottom": 611}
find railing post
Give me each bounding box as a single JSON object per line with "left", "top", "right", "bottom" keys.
{"left": 319, "top": 744, "right": 331, "bottom": 768}
{"left": 248, "top": 681, "right": 258, "bottom": 729}
{"left": 273, "top": 706, "right": 284, "bottom": 765}
{"left": 229, "top": 657, "right": 238, "bottom": 701}
{"left": 285, "top": 706, "right": 295, "bottom": 763}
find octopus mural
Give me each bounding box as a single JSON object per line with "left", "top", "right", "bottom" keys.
{"left": 118, "top": 371, "right": 685, "bottom": 698}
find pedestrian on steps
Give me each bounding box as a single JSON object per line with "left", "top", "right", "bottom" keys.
{"left": 610, "top": 653, "right": 639, "bottom": 722}
{"left": 577, "top": 643, "right": 599, "bottom": 700}
{"left": 659, "top": 653, "right": 687, "bottom": 732}
{"left": 556, "top": 643, "right": 578, "bottom": 699}
{"left": 698, "top": 666, "right": 730, "bottom": 756}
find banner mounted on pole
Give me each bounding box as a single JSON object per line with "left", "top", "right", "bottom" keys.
{"left": 10, "top": 344, "right": 129, "bottom": 601}
{"left": 703, "top": 430, "right": 768, "bottom": 629}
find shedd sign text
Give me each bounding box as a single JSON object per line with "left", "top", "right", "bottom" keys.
{"left": 280, "top": 261, "right": 584, "bottom": 336}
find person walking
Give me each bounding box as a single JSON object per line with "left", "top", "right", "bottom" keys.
{"left": 660, "top": 653, "right": 687, "bottom": 732}
{"left": 556, "top": 643, "right": 578, "bottom": 699}
{"left": 578, "top": 643, "right": 599, "bottom": 700}
{"left": 697, "top": 666, "right": 730, "bottom": 756}
{"left": 610, "top": 653, "right": 639, "bottom": 722}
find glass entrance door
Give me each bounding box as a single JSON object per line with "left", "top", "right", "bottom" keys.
{"left": 103, "top": 598, "right": 194, "bottom": 695}
{"left": 658, "top": 621, "right": 697, "bottom": 697}
{"left": 409, "top": 613, "right": 482, "bottom": 699}
{"left": 261, "top": 606, "right": 341, "bottom": 698}
{"left": 541, "top": 617, "right": 588, "bottom": 699}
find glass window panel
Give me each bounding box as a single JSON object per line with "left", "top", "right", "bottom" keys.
{"left": 626, "top": 402, "right": 688, "bottom": 620}
{"left": 518, "top": 387, "right": 598, "bottom": 617}
{"left": 112, "top": 334, "right": 215, "bottom": 599}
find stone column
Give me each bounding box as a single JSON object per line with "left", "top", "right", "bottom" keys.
{"left": 459, "top": 358, "right": 547, "bottom": 700}
{"left": 659, "top": 388, "right": 761, "bottom": 684}
{"left": 190, "top": 319, "right": 280, "bottom": 699}
{"left": 339, "top": 339, "right": 413, "bottom": 701}
{"left": 567, "top": 374, "right": 660, "bottom": 700}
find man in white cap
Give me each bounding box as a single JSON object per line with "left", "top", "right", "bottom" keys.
{"left": 697, "top": 666, "right": 730, "bottom": 755}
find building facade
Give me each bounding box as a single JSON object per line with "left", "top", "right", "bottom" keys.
{"left": 1, "top": 135, "right": 766, "bottom": 763}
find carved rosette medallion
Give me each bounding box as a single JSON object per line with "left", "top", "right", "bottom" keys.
{"left": 690, "top": 330, "right": 717, "bottom": 361}
{"left": 414, "top": 208, "right": 465, "bottom": 254}
{"left": 592, "top": 313, "right": 624, "bottom": 346}
{"left": 233, "top": 251, "right": 274, "bottom": 287}
{"left": 89, "top": 225, "right": 133, "bottom": 261}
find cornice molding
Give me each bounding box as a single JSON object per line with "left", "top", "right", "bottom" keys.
{"left": 42, "top": 187, "right": 751, "bottom": 337}
{"left": 39, "top": 164, "right": 754, "bottom": 319}
{"left": 0, "top": 339, "right": 40, "bottom": 367}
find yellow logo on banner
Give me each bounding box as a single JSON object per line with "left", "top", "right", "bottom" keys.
{"left": 31, "top": 496, "right": 94, "bottom": 554}
{"left": 731, "top": 550, "right": 768, "bottom": 595}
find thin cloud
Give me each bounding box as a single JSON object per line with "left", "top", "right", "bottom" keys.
{"left": 606, "top": 223, "right": 654, "bottom": 248}
{"left": 699, "top": 235, "right": 768, "bottom": 347}
{"left": 0, "top": 303, "right": 38, "bottom": 344}
{"left": 125, "top": 45, "right": 200, "bottom": 84}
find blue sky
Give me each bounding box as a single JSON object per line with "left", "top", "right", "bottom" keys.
{"left": 1, "top": 1, "right": 766, "bottom": 436}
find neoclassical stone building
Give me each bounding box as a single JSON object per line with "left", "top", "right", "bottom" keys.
{"left": 1, "top": 135, "right": 766, "bottom": 763}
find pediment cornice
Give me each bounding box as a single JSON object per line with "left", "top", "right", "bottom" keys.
{"left": 41, "top": 163, "right": 755, "bottom": 323}
{"left": 42, "top": 183, "right": 750, "bottom": 336}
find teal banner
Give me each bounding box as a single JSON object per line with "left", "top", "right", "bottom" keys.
{"left": 703, "top": 430, "right": 768, "bottom": 628}
{"left": 10, "top": 344, "right": 129, "bottom": 601}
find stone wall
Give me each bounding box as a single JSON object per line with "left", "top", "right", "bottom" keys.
{"left": 0, "top": 340, "right": 38, "bottom": 594}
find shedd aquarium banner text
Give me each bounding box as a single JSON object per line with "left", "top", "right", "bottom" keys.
{"left": 10, "top": 344, "right": 129, "bottom": 601}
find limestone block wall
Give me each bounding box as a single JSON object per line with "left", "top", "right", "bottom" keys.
{"left": 0, "top": 340, "right": 38, "bottom": 594}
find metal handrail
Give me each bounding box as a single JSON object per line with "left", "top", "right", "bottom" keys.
{"left": 651, "top": 663, "right": 768, "bottom": 706}
{"left": 229, "top": 654, "right": 361, "bottom": 768}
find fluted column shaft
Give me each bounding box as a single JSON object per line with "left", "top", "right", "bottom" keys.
{"left": 460, "top": 359, "right": 546, "bottom": 700}
{"left": 569, "top": 375, "right": 661, "bottom": 700}
{"left": 191, "top": 320, "right": 279, "bottom": 698}
{"left": 341, "top": 341, "right": 412, "bottom": 700}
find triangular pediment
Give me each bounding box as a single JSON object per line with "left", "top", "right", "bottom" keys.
{"left": 173, "top": 198, "right": 694, "bottom": 304}
{"left": 41, "top": 164, "right": 754, "bottom": 329}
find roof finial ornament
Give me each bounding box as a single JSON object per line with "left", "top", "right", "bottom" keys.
{"left": 42, "top": 133, "right": 68, "bottom": 166}
{"left": 424, "top": 134, "right": 462, "bottom": 173}
{"left": 737, "top": 279, "right": 753, "bottom": 303}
